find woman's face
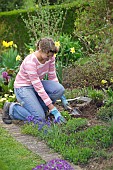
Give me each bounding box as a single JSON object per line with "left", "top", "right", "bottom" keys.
{"left": 41, "top": 51, "right": 54, "bottom": 61}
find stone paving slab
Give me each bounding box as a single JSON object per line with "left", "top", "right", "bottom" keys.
{"left": 0, "top": 113, "right": 82, "bottom": 170}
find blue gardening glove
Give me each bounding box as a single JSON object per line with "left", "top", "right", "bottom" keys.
{"left": 50, "top": 107, "right": 66, "bottom": 123}
{"left": 61, "top": 95, "right": 69, "bottom": 110}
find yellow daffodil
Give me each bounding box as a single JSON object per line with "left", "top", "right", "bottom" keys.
{"left": 35, "top": 4, "right": 39, "bottom": 8}
{"left": 70, "top": 47, "right": 75, "bottom": 54}
{"left": 101, "top": 79, "right": 107, "bottom": 84}
{"left": 4, "top": 94, "right": 9, "bottom": 98}
{"left": 9, "top": 89, "right": 13, "bottom": 93}
{"left": 8, "top": 41, "right": 13, "bottom": 46}
{"left": 110, "top": 78, "right": 113, "bottom": 83}
{"left": 16, "top": 55, "right": 21, "bottom": 61}
{"left": 2, "top": 40, "right": 6, "bottom": 46}
{"left": 29, "top": 48, "right": 34, "bottom": 54}
{"left": 13, "top": 44, "right": 17, "bottom": 48}
{"left": 54, "top": 53, "right": 57, "bottom": 57}
{"left": 55, "top": 41, "right": 60, "bottom": 48}
{"left": 5, "top": 42, "right": 10, "bottom": 47}
{"left": 0, "top": 98, "right": 7, "bottom": 102}
{"left": 9, "top": 94, "right": 16, "bottom": 99}
{"left": 2, "top": 40, "right": 10, "bottom": 47}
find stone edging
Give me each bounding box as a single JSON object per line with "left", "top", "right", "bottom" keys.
{"left": 0, "top": 113, "right": 82, "bottom": 170}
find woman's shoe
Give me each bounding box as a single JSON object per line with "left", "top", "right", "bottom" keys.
{"left": 2, "top": 102, "right": 12, "bottom": 124}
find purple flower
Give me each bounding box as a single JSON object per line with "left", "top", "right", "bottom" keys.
{"left": 33, "top": 159, "right": 75, "bottom": 170}
{"left": 25, "top": 116, "right": 51, "bottom": 131}
{"left": 32, "top": 164, "right": 44, "bottom": 170}
{"left": 26, "top": 115, "right": 35, "bottom": 123}
{"left": 2, "top": 71, "right": 10, "bottom": 83}
{"left": 2, "top": 71, "right": 8, "bottom": 78}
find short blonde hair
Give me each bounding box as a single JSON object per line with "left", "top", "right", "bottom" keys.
{"left": 36, "top": 38, "right": 58, "bottom": 53}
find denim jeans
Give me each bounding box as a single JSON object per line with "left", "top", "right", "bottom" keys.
{"left": 9, "top": 80, "right": 65, "bottom": 120}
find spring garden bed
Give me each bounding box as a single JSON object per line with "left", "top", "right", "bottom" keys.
{"left": 20, "top": 96, "right": 113, "bottom": 170}
{"left": 0, "top": 47, "right": 113, "bottom": 169}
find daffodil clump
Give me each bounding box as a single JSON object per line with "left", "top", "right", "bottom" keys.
{"left": 0, "top": 40, "right": 22, "bottom": 100}
{"left": 54, "top": 35, "right": 83, "bottom": 66}
{"left": 2, "top": 40, "right": 21, "bottom": 61}
{"left": 2, "top": 40, "right": 17, "bottom": 48}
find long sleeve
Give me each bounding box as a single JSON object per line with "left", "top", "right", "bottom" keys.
{"left": 24, "top": 60, "right": 52, "bottom": 106}
{"left": 48, "top": 56, "right": 59, "bottom": 82}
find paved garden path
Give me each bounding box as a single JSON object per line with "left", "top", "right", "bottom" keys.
{"left": 0, "top": 113, "right": 82, "bottom": 170}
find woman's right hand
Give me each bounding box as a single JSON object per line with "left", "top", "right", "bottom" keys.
{"left": 50, "top": 107, "right": 66, "bottom": 123}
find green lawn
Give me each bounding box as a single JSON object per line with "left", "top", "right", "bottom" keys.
{"left": 0, "top": 127, "right": 45, "bottom": 170}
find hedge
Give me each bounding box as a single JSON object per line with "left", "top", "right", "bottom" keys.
{"left": 0, "top": 1, "right": 88, "bottom": 53}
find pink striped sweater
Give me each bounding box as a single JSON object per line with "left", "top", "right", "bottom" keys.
{"left": 14, "top": 53, "right": 58, "bottom": 106}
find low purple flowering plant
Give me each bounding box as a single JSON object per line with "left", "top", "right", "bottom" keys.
{"left": 25, "top": 115, "right": 52, "bottom": 131}
{"left": 32, "top": 159, "right": 75, "bottom": 170}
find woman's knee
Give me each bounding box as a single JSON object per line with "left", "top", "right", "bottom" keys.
{"left": 58, "top": 84, "right": 65, "bottom": 97}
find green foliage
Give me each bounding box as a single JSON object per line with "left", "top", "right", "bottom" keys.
{"left": 61, "top": 110, "right": 72, "bottom": 120}
{"left": 21, "top": 0, "right": 67, "bottom": 43}
{"left": 0, "top": 14, "right": 29, "bottom": 54}
{"left": 56, "top": 34, "right": 83, "bottom": 66}
{"left": 21, "top": 123, "right": 40, "bottom": 137}
{"left": 0, "top": 41, "right": 21, "bottom": 98}
{"left": 63, "top": 147, "right": 93, "bottom": 164}
{"left": 104, "top": 88, "right": 113, "bottom": 107}
{"left": 56, "top": 60, "right": 63, "bottom": 83}
{"left": 22, "top": 0, "right": 36, "bottom": 9}
{"left": 74, "top": 0, "right": 110, "bottom": 54}
{"left": 0, "top": 0, "right": 24, "bottom": 12}
{"left": 97, "top": 106, "right": 113, "bottom": 122}
{"left": 87, "top": 89, "right": 104, "bottom": 106}
{"left": 55, "top": 34, "right": 84, "bottom": 83}
{"left": 1, "top": 48, "right": 20, "bottom": 69}
{"left": 21, "top": 119, "right": 113, "bottom": 164}
{"left": 74, "top": 125, "right": 113, "bottom": 149}
{"left": 0, "top": 1, "right": 87, "bottom": 52}
{"left": 62, "top": 118, "right": 88, "bottom": 133}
